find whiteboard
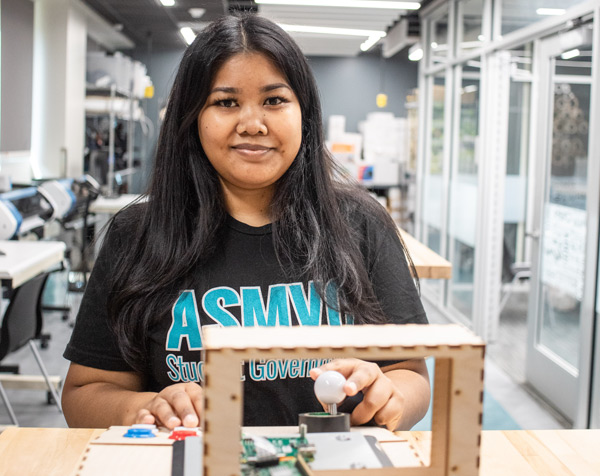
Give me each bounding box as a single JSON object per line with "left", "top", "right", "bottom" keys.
{"left": 541, "top": 203, "right": 586, "bottom": 301}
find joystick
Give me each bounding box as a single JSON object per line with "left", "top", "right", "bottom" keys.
{"left": 314, "top": 370, "right": 347, "bottom": 415}
{"left": 298, "top": 370, "right": 351, "bottom": 433}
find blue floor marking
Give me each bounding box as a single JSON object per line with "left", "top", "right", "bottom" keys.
{"left": 411, "top": 358, "right": 521, "bottom": 431}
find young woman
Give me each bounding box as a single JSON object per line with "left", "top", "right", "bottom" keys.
{"left": 62, "top": 14, "right": 430, "bottom": 432}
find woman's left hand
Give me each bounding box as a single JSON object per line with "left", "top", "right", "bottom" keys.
{"left": 310, "top": 358, "right": 429, "bottom": 431}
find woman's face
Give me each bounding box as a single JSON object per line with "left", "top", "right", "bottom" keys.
{"left": 198, "top": 52, "right": 302, "bottom": 197}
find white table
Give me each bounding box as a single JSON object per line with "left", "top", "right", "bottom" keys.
{"left": 89, "top": 194, "right": 143, "bottom": 255}
{"left": 88, "top": 194, "right": 142, "bottom": 214}
{"left": 0, "top": 240, "right": 66, "bottom": 289}
{"left": 0, "top": 240, "right": 66, "bottom": 403}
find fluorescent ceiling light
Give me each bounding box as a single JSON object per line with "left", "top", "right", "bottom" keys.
{"left": 160, "top": 0, "right": 175, "bottom": 6}
{"left": 256, "top": 0, "right": 420, "bottom": 10}
{"left": 408, "top": 44, "right": 423, "bottom": 61}
{"left": 279, "top": 24, "right": 386, "bottom": 37}
{"left": 561, "top": 48, "right": 580, "bottom": 60}
{"left": 180, "top": 27, "right": 196, "bottom": 45}
{"left": 431, "top": 42, "right": 449, "bottom": 52}
{"left": 188, "top": 8, "right": 206, "bottom": 18}
{"left": 536, "top": 8, "right": 566, "bottom": 16}
{"left": 360, "top": 35, "right": 382, "bottom": 52}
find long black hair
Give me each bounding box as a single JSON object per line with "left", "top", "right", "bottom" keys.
{"left": 107, "top": 14, "right": 417, "bottom": 371}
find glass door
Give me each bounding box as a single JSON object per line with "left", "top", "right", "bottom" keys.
{"left": 526, "top": 22, "right": 598, "bottom": 426}
{"left": 592, "top": 247, "right": 600, "bottom": 428}
{"left": 447, "top": 60, "right": 481, "bottom": 325}
{"left": 421, "top": 72, "right": 448, "bottom": 300}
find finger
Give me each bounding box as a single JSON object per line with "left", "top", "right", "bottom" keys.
{"left": 309, "top": 358, "right": 361, "bottom": 381}
{"left": 311, "top": 359, "right": 380, "bottom": 396}
{"left": 135, "top": 409, "right": 156, "bottom": 425}
{"left": 351, "top": 377, "right": 393, "bottom": 425}
{"left": 344, "top": 362, "right": 380, "bottom": 396}
{"left": 169, "top": 389, "right": 200, "bottom": 428}
{"left": 315, "top": 359, "right": 359, "bottom": 378}
{"left": 150, "top": 398, "right": 181, "bottom": 429}
{"left": 184, "top": 384, "right": 204, "bottom": 426}
{"left": 309, "top": 367, "right": 323, "bottom": 380}
{"left": 308, "top": 359, "right": 356, "bottom": 380}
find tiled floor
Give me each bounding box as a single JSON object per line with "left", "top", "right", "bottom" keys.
{"left": 422, "top": 298, "right": 568, "bottom": 430}
{"left": 0, "top": 273, "right": 567, "bottom": 430}
{"left": 0, "top": 272, "right": 79, "bottom": 428}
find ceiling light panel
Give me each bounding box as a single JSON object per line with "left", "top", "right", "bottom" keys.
{"left": 180, "top": 27, "right": 196, "bottom": 45}
{"left": 536, "top": 8, "right": 566, "bottom": 16}
{"left": 290, "top": 35, "right": 366, "bottom": 56}
{"left": 256, "top": 0, "right": 420, "bottom": 10}
{"left": 257, "top": 0, "right": 419, "bottom": 56}
{"left": 279, "top": 24, "right": 386, "bottom": 37}
{"left": 561, "top": 48, "right": 580, "bottom": 60}
{"left": 188, "top": 8, "right": 206, "bottom": 18}
{"left": 261, "top": 5, "right": 401, "bottom": 31}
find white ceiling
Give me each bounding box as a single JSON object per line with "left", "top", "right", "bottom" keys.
{"left": 257, "top": 1, "right": 422, "bottom": 56}
{"left": 83, "top": 0, "right": 421, "bottom": 55}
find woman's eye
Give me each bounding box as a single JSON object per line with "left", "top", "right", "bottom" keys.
{"left": 264, "top": 96, "right": 287, "bottom": 106}
{"left": 216, "top": 98, "right": 237, "bottom": 108}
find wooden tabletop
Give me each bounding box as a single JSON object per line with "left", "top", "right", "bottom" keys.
{"left": 399, "top": 228, "right": 452, "bottom": 280}
{"left": 399, "top": 430, "right": 600, "bottom": 475}
{"left": 1, "top": 427, "right": 599, "bottom": 476}
{"left": 0, "top": 240, "right": 65, "bottom": 288}
{"left": 87, "top": 195, "right": 450, "bottom": 281}
{"left": 0, "top": 427, "right": 104, "bottom": 476}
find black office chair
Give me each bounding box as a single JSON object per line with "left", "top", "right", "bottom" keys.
{"left": 0, "top": 272, "right": 63, "bottom": 425}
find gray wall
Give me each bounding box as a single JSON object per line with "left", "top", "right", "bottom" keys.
{"left": 308, "top": 51, "right": 418, "bottom": 134}
{"left": 135, "top": 47, "right": 418, "bottom": 136}
{"left": 132, "top": 47, "right": 418, "bottom": 163}
{"left": 1, "top": 0, "right": 35, "bottom": 152}
{"left": 131, "top": 47, "right": 184, "bottom": 186}
{"left": 132, "top": 47, "right": 183, "bottom": 143}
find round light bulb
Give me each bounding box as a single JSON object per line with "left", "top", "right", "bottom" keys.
{"left": 314, "top": 370, "right": 347, "bottom": 404}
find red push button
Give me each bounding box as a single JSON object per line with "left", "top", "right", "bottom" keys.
{"left": 169, "top": 430, "right": 198, "bottom": 440}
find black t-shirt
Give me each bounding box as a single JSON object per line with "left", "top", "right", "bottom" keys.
{"left": 64, "top": 207, "right": 427, "bottom": 426}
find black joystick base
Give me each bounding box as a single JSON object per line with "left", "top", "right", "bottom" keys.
{"left": 298, "top": 412, "right": 351, "bottom": 433}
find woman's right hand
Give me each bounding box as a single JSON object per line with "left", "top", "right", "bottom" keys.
{"left": 135, "top": 382, "right": 203, "bottom": 429}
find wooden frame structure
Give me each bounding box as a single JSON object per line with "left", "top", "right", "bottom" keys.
{"left": 202, "top": 324, "right": 485, "bottom": 476}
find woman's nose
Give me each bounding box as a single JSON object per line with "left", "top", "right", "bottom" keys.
{"left": 236, "top": 106, "right": 267, "bottom": 135}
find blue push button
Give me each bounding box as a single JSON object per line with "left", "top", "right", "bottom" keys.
{"left": 123, "top": 428, "right": 156, "bottom": 438}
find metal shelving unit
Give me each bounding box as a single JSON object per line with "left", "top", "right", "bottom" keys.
{"left": 84, "top": 85, "right": 142, "bottom": 196}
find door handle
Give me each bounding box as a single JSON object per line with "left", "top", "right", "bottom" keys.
{"left": 525, "top": 230, "right": 540, "bottom": 240}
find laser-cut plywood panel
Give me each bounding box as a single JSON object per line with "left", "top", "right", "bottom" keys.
{"left": 202, "top": 324, "right": 485, "bottom": 476}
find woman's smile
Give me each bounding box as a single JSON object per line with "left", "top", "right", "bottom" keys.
{"left": 231, "top": 143, "right": 274, "bottom": 159}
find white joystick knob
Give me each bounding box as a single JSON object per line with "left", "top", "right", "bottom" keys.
{"left": 314, "top": 370, "right": 347, "bottom": 415}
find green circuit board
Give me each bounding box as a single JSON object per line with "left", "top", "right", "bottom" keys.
{"left": 240, "top": 435, "right": 315, "bottom": 475}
